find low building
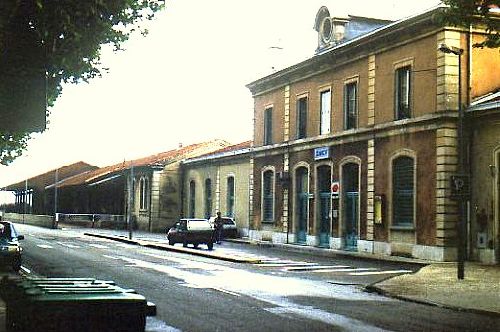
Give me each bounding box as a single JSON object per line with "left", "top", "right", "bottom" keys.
{"left": 50, "top": 140, "right": 231, "bottom": 232}
{"left": 5, "top": 162, "right": 98, "bottom": 215}
{"left": 181, "top": 141, "right": 252, "bottom": 236}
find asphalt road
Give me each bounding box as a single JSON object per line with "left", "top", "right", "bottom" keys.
{"left": 12, "top": 224, "right": 500, "bottom": 332}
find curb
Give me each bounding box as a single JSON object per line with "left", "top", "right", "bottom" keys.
{"left": 364, "top": 284, "right": 500, "bottom": 318}
{"left": 84, "top": 233, "right": 142, "bottom": 246}
{"left": 84, "top": 233, "right": 261, "bottom": 264}
{"left": 229, "top": 238, "right": 429, "bottom": 266}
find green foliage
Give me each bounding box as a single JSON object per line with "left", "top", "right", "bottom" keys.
{"left": 440, "top": 0, "right": 500, "bottom": 48}
{"left": 0, "top": 0, "right": 164, "bottom": 165}
{"left": 0, "top": 132, "right": 29, "bottom": 166}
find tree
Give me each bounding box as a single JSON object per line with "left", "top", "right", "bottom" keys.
{"left": 0, "top": 0, "right": 164, "bottom": 165}
{"left": 440, "top": 0, "right": 500, "bottom": 48}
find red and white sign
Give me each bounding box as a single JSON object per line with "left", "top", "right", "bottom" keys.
{"left": 331, "top": 181, "right": 340, "bottom": 196}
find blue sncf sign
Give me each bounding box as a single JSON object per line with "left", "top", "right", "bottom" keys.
{"left": 314, "top": 147, "right": 329, "bottom": 160}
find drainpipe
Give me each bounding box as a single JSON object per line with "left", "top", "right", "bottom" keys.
{"left": 466, "top": 26, "right": 473, "bottom": 258}
{"left": 179, "top": 164, "right": 185, "bottom": 219}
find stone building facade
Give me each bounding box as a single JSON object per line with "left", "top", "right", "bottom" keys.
{"left": 246, "top": 6, "right": 500, "bottom": 262}
{"left": 467, "top": 92, "right": 500, "bottom": 264}
{"left": 181, "top": 141, "right": 252, "bottom": 236}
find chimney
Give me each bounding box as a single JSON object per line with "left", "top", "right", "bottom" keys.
{"left": 331, "top": 17, "right": 349, "bottom": 44}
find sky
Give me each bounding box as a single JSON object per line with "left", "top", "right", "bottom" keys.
{"left": 0, "top": 0, "right": 441, "bottom": 202}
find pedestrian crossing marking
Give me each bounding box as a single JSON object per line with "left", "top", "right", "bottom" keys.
{"left": 348, "top": 269, "right": 413, "bottom": 276}
{"left": 36, "top": 244, "right": 53, "bottom": 249}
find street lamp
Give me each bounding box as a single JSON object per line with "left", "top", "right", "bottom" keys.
{"left": 54, "top": 168, "right": 59, "bottom": 228}
{"left": 438, "top": 43, "right": 466, "bottom": 280}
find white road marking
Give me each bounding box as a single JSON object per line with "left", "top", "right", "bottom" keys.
{"left": 285, "top": 265, "right": 350, "bottom": 271}
{"left": 56, "top": 242, "right": 80, "bottom": 248}
{"left": 37, "top": 244, "right": 53, "bottom": 249}
{"left": 115, "top": 243, "right": 136, "bottom": 248}
{"left": 349, "top": 270, "right": 413, "bottom": 276}
{"left": 258, "top": 262, "right": 319, "bottom": 267}
{"left": 106, "top": 255, "right": 392, "bottom": 331}
{"left": 20, "top": 266, "right": 31, "bottom": 274}
{"left": 145, "top": 317, "right": 182, "bottom": 332}
{"left": 212, "top": 287, "right": 241, "bottom": 297}
{"left": 88, "top": 244, "right": 109, "bottom": 249}
{"left": 102, "top": 255, "right": 122, "bottom": 260}
{"left": 312, "top": 268, "right": 378, "bottom": 273}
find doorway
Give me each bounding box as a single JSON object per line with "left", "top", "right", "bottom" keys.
{"left": 317, "top": 166, "right": 331, "bottom": 247}
{"left": 295, "top": 167, "right": 308, "bottom": 244}
{"left": 342, "top": 163, "right": 359, "bottom": 251}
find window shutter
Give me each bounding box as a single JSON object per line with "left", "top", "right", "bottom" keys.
{"left": 393, "top": 157, "right": 414, "bottom": 225}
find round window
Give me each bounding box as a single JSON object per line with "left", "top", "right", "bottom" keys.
{"left": 321, "top": 17, "right": 332, "bottom": 43}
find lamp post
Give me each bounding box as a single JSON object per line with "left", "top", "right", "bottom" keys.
{"left": 54, "top": 168, "right": 59, "bottom": 226}
{"left": 23, "top": 178, "right": 28, "bottom": 224}
{"left": 438, "top": 43, "right": 466, "bottom": 280}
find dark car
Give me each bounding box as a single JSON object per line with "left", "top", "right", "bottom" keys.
{"left": 167, "top": 219, "right": 215, "bottom": 250}
{"left": 208, "top": 216, "right": 238, "bottom": 238}
{"left": 0, "top": 221, "right": 24, "bottom": 272}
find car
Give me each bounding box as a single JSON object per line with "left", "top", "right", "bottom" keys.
{"left": 208, "top": 216, "right": 238, "bottom": 238}
{"left": 166, "top": 218, "right": 215, "bottom": 250}
{"left": 0, "top": 221, "right": 24, "bottom": 272}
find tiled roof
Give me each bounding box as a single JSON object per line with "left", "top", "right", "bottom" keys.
{"left": 5, "top": 162, "right": 98, "bottom": 191}
{"left": 183, "top": 140, "right": 252, "bottom": 164}
{"left": 200, "top": 140, "right": 251, "bottom": 156}
{"left": 57, "top": 139, "right": 231, "bottom": 188}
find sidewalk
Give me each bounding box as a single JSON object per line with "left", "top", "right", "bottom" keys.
{"left": 82, "top": 229, "right": 500, "bottom": 317}
{"left": 366, "top": 262, "right": 500, "bottom": 316}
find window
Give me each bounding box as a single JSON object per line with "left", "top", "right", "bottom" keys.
{"left": 264, "top": 107, "right": 273, "bottom": 145}
{"left": 395, "top": 66, "right": 411, "bottom": 120}
{"left": 262, "top": 170, "right": 274, "bottom": 222}
{"left": 392, "top": 156, "right": 414, "bottom": 226}
{"left": 204, "top": 179, "right": 212, "bottom": 219}
{"left": 189, "top": 180, "right": 196, "bottom": 218}
{"left": 296, "top": 97, "right": 307, "bottom": 139}
{"left": 139, "top": 177, "right": 149, "bottom": 210}
{"left": 320, "top": 90, "right": 331, "bottom": 135}
{"left": 227, "top": 176, "right": 235, "bottom": 217}
{"left": 344, "top": 82, "right": 358, "bottom": 130}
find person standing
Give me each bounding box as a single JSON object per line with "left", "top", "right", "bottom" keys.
{"left": 214, "top": 211, "right": 224, "bottom": 244}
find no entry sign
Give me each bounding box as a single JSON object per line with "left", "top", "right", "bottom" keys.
{"left": 331, "top": 181, "right": 340, "bottom": 196}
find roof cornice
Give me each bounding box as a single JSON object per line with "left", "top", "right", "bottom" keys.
{"left": 246, "top": 7, "right": 444, "bottom": 96}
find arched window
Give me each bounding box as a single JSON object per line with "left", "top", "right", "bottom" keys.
{"left": 189, "top": 180, "right": 196, "bottom": 218}
{"left": 227, "top": 176, "right": 235, "bottom": 217}
{"left": 205, "top": 179, "right": 212, "bottom": 219}
{"left": 262, "top": 170, "right": 274, "bottom": 222}
{"left": 392, "top": 156, "right": 415, "bottom": 226}
{"left": 139, "top": 177, "right": 149, "bottom": 210}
